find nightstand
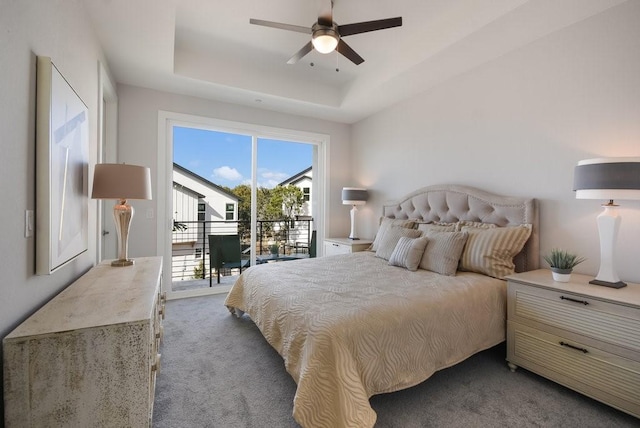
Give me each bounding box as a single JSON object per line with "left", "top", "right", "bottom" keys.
{"left": 323, "top": 237, "right": 372, "bottom": 256}
{"left": 506, "top": 269, "right": 640, "bottom": 418}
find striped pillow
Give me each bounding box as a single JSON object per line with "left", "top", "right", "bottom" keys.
{"left": 459, "top": 224, "right": 532, "bottom": 279}
{"left": 419, "top": 231, "right": 469, "bottom": 276}
{"left": 375, "top": 226, "right": 422, "bottom": 261}
{"left": 371, "top": 218, "right": 416, "bottom": 251}
{"left": 388, "top": 236, "right": 429, "bottom": 271}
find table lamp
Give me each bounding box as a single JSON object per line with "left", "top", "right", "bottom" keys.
{"left": 573, "top": 157, "right": 640, "bottom": 288}
{"left": 342, "top": 187, "right": 368, "bottom": 240}
{"left": 92, "top": 163, "right": 152, "bottom": 266}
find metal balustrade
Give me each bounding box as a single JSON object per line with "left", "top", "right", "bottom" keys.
{"left": 171, "top": 218, "right": 313, "bottom": 282}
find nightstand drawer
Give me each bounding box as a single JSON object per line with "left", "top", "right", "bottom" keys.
{"left": 323, "top": 238, "right": 372, "bottom": 256}
{"left": 508, "top": 282, "right": 640, "bottom": 353}
{"left": 508, "top": 322, "right": 640, "bottom": 416}
{"left": 324, "top": 241, "right": 351, "bottom": 256}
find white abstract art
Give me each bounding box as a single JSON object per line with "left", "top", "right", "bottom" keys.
{"left": 36, "top": 56, "right": 88, "bottom": 275}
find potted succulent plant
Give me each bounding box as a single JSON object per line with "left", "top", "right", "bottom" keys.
{"left": 543, "top": 249, "right": 586, "bottom": 282}
{"left": 269, "top": 243, "right": 280, "bottom": 256}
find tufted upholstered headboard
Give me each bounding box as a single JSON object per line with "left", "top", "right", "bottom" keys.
{"left": 382, "top": 184, "right": 539, "bottom": 273}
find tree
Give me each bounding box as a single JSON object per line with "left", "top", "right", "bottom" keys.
{"left": 233, "top": 184, "right": 252, "bottom": 225}
{"left": 231, "top": 184, "right": 272, "bottom": 240}
{"left": 265, "top": 185, "right": 304, "bottom": 220}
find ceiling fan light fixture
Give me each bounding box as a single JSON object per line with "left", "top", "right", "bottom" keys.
{"left": 312, "top": 28, "right": 338, "bottom": 54}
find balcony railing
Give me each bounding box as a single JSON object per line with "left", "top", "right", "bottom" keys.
{"left": 171, "top": 218, "right": 313, "bottom": 282}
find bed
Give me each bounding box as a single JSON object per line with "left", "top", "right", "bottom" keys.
{"left": 224, "top": 184, "right": 539, "bottom": 428}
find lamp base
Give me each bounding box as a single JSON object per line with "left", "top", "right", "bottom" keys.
{"left": 348, "top": 237, "right": 361, "bottom": 240}
{"left": 589, "top": 279, "right": 627, "bottom": 289}
{"left": 112, "top": 200, "right": 134, "bottom": 268}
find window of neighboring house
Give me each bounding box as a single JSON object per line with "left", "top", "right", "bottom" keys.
{"left": 225, "top": 203, "right": 235, "bottom": 220}
{"left": 303, "top": 187, "right": 310, "bottom": 202}
{"left": 198, "top": 201, "right": 205, "bottom": 221}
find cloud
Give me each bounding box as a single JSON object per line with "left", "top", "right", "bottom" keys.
{"left": 229, "top": 168, "right": 294, "bottom": 188}
{"left": 261, "top": 170, "right": 290, "bottom": 181}
{"left": 213, "top": 166, "right": 243, "bottom": 181}
{"left": 259, "top": 170, "right": 289, "bottom": 188}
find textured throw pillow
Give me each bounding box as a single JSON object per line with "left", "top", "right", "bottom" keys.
{"left": 459, "top": 224, "right": 533, "bottom": 279}
{"left": 375, "top": 226, "right": 422, "bottom": 261}
{"left": 388, "top": 236, "right": 429, "bottom": 271}
{"left": 457, "top": 220, "right": 497, "bottom": 230}
{"left": 417, "top": 222, "right": 458, "bottom": 233}
{"left": 370, "top": 218, "right": 416, "bottom": 251}
{"left": 419, "top": 231, "right": 469, "bottom": 276}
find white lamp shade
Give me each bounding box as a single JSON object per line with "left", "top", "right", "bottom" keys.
{"left": 342, "top": 187, "right": 368, "bottom": 205}
{"left": 92, "top": 163, "right": 152, "bottom": 200}
{"left": 574, "top": 157, "right": 640, "bottom": 200}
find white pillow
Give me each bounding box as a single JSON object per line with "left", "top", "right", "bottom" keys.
{"left": 375, "top": 226, "right": 422, "bottom": 261}
{"left": 388, "top": 236, "right": 429, "bottom": 271}
{"left": 370, "top": 218, "right": 416, "bottom": 251}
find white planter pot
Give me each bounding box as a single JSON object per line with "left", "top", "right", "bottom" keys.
{"left": 551, "top": 269, "right": 572, "bottom": 283}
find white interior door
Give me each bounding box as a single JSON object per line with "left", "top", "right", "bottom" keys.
{"left": 97, "top": 63, "right": 117, "bottom": 262}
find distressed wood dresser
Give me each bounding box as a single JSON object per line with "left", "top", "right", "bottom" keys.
{"left": 3, "top": 256, "right": 165, "bottom": 427}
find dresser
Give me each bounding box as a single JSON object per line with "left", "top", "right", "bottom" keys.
{"left": 506, "top": 269, "right": 640, "bottom": 418}
{"left": 3, "top": 257, "right": 165, "bottom": 427}
{"left": 324, "top": 237, "right": 373, "bottom": 256}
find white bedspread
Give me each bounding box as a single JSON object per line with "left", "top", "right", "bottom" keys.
{"left": 224, "top": 251, "right": 506, "bottom": 428}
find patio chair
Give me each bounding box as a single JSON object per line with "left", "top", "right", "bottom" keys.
{"left": 209, "top": 234, "right": 250, "bottom": 286}
{"left": 309, "top": 230, "right": 317, "bottom": 258}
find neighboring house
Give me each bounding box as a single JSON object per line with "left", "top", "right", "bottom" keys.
{"left": 278, "top": 166, "right": 312, "bottom": 217}
{"left": 173, "top": 163, "right": 239, "bottom": 232}
{"left": 172, "top": 163, "right": 240, "bottom": 279}
{"left": 278, "top": 166, "right": 313, "bottom": 251}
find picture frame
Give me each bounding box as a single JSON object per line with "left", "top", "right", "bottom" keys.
{"left": 35, "top": 56, "right": 88, "bottom": 275}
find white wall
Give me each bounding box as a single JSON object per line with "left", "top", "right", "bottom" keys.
{"left": 0, "top": 0, "right": 109, "bottom": 415}
{"left": 116, "top": 85, "right": 352, "bottom": 258}
{"left": 352, "top": 1, "right": 640, "bottom": 283}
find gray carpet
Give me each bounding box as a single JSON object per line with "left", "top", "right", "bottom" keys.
{"left": 152, "top": 294, "right": 639, "bottom": 428}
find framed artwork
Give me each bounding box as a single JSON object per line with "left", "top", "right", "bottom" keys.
{"left": 36, "top": 56, "right": 89, "bottom": 275}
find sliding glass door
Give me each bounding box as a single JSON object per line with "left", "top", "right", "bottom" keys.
{"left": 159, "top": 113, "right": 326, "bottom": 299}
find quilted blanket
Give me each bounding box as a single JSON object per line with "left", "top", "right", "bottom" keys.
{"left": 224, "top": 251, "right": 506, "bottom": 427}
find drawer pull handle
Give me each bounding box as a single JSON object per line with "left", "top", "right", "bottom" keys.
{"left": 559, "top": 341, "right": 588, "bottom": 354}
{"left": 560, "top": 296, "right": 589, "bottom": 305}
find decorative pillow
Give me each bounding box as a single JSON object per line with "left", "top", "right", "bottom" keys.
{"left": 457, "top": 220, "right": 497, "bottom": 230}
{"left": 370, "top": 218, "right": 416, "bottom": 251}
{"left": 375, "top": 226, "right": 422, "bottom": 261}
{"left": 419, "top": 231, "right": 469, "bottom": 276}
{"left": 418, "top": 222, "right": 458, "bottom": 233}
{"left": 388, "top": 236, "right": 429, "bottom": 271}
{"left": 459, "top": 224, "right": 533, "bottom": 279}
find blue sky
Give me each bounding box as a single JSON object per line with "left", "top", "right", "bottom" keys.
{"left": 173, "top": 126, "right": 313, "bottom": 189}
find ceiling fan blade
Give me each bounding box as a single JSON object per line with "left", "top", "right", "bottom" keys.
{"left": 250, "top": 18, "right": 311, "bottom": 34}
{"left": 338, "top": 17, "right": 402, "bottom": 37}
{"left": 317, "top": 0, "right": 333, "bottom": 27}
{"left": 287, "top": 42, "right": 314, "bottom": 64}
{"left": 336, "top": 39, "right": 364, "bottom": 65}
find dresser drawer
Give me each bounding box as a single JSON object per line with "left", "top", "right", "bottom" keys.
{"left": 508, "top": 321, "right": 640, "bottom": 417}
{"left": 508, "top": 281, "right": 640, "bottom": 353}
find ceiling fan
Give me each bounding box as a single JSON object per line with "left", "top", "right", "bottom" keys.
{"left": 250, "top": 1, "right": 402, "bottom": 65}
